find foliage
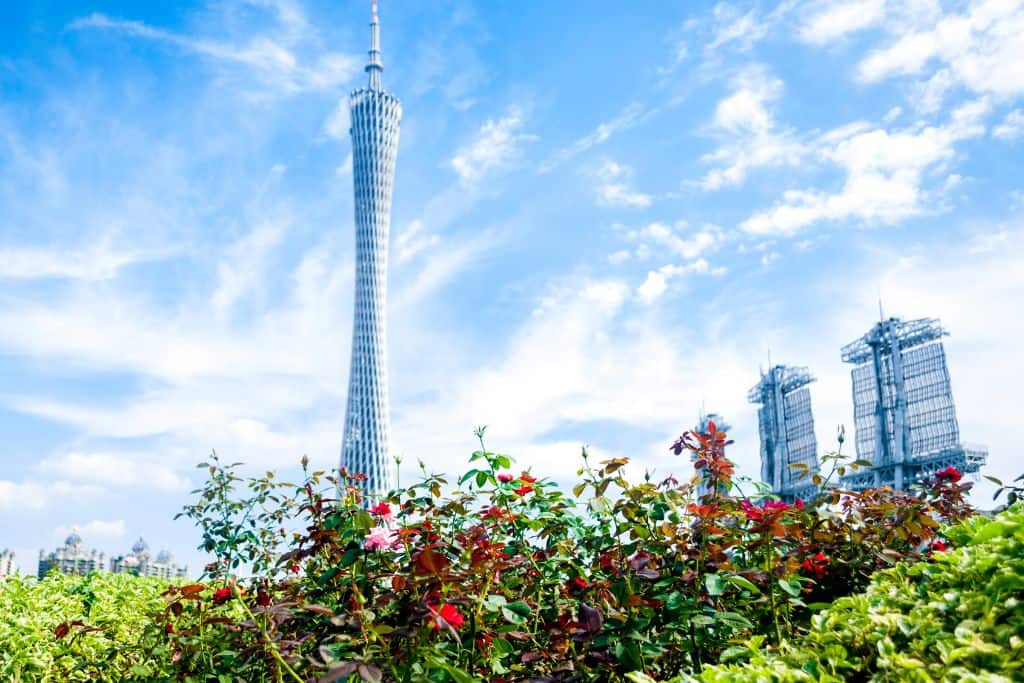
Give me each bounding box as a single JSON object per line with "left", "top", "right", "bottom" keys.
{"left": 145, "top": 424, "right": 972, "bottom": 682}
{"left": 0, "top": 571, "right": 175, "bottom": 682}
{"left": 670, "top": 501, "right": 1024, "bottom": 682}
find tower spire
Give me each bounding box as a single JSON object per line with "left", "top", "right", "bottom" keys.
{"left": 366, "top": 0, "right": 383, "bottom": 91}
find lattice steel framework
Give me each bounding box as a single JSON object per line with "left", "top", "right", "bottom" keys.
{"left": 748, "top": 365, "right": 819, "bottom": 501}
{"left": 840, "top": 317, "right": 987, "bottom": 491}
{"left": 341, "top": 0, "right": 402, "bottom": 496}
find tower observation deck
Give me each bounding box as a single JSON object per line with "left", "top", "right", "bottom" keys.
{"left": 839, "top": 316, "right": 987, "bottom": 491}
{"left": 341, "top": 0, "right": 402, "bottom": 496}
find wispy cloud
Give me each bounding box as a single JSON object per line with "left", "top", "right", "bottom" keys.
{"left": 54, "top": 519, "right": 126, "bottom": 540}
{"left": 856, "top": 1, "right": 1024, "bottom": 106}
{"left": 698, "top": 66, "right": 806, "bottom": 190}
{"left": 741, "top": 98, "right": 990, "bottom": 235}
{"left": 994, "top": 109, "right": 1024, "bottom": 141}
{"left": 594, "top": 160, "right": 652, "bottom": 208}
{"left": 39, "top": 452, "right": 191, "bottom": 492}
{"left": 450, "top": 105, "right": 537, "bottom": 184}
{"left": 0, "top": 243, "right": 175, "bottom": 281}
{"left": 70, "top": 11, "right": 359, "bottom": 96}
{"left": 799, "top": 0, "right": 887, "bottom": 44}
{"left": 539, "top": 103, "right": 649, "bottom": 173}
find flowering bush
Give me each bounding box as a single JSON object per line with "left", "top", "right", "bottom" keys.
{"left": 142, "top": 424, "right": 973, "bottom": 682}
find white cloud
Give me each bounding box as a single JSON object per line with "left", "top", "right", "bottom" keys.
{"left": 323, "top": 100, "right": 350, "bottom": 140}
{"left": 71, "top": 12, "right": 359, "bottom": 96}
{"left": 993, "top": 109, "right": 1024, "bottom": 140}
{"left": 38, "top": 452, "right": 191, "bottom": 492}
{"left": 394, "top": 219, "right": 441, "bottom": 264}
{"left": 799, "top": 0, "right": 887, "bottom": 44}
{"left": 628, "top": 222, "right": 725, "bottom": 260}
{"left": 594, "top": 160, "right": 652, "bottom": 208}
{"left": 0, "top": 480, "right": 104, "bottom": 511}
{"left": 857, "top": 1, "right": 1024, "bottom": 103}
{"left": 607, "top": 249, "right": 631, "bottom": 265}
{"left": 637, "top": 270, "right": 670, "bottom": 303}
{"left": 707, "top": 4, "right": 771, "bottom": 51}
{"left": 699, "top": 67, "right": 805, "bottom": 190}
{"left": 54, "top": 519, "right": 126, "bottom": 540}
{"left": 540, "top": 103, "right": 647, "bottom": 173}
{"left": 451, "top": 106, "right": 536, "bottom": 183}
{"left": 211, "top": 221, "right": 287, "bottom": 313}
{"left": 0, "top": 243, "right": 173, "bottom": 281}
{"left": 741, "top": 98, "right": 990, "bottom": 235}
{"left": 637, "top": 259, "right": 710, "bottom": 303}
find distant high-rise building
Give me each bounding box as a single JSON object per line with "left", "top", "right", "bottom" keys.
{"left": 840, "top": 316, "right": 987, "bottom": 491}
{"left": 0, "top": 549, "right": 16, "bottom": 579}
{"left": 748, "top": 365, "right": 819, "bottom": 501}
{"left": 341, "top": 0, "right": 402, "bottom": 496}
{"left": 110, "top": 537, "right": 187, "bottom": 580}
{"left": 38, "top": 531, "right": 104, "bottom": 577}
{"left": 693, "top": 412, "right": 731, "bottom": 498}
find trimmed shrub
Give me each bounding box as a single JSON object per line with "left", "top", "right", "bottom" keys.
{"left": 675, "top": 502, "right": 1024, "bottom": 682}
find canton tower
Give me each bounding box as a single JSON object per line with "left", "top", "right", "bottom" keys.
{"left": 341, "top": 0, "right": 402, "bottom": 495}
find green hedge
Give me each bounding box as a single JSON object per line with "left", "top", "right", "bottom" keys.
{"left": 672, "top": 503, "right": 1024, "bottom": 682}
{"left": 0, "top": 571, "right": 174, "bottom": 682}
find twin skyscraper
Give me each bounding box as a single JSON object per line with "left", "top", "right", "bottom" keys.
{"left": 748, "top": 316, "right": 988, "bottom": 500}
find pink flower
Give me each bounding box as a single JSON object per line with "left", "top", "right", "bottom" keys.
{"left": 364, "top": 526, "right": 400, "bottom": 551}
{"left": 369, "top": 501, "right": 395, "bottom": 524}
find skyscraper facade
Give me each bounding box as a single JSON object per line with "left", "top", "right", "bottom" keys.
{"left": 840, "top": 316, "right": 987, "bottom": 491}
{"left": 748, "top": 365, "right": 819, "bottom": 501}
{"left": 341, "top": 1, "right": 402, "bottom": 496}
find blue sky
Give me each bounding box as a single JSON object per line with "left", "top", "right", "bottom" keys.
{"left": 2, "top": 0, "right": 1022, "bottom": 574}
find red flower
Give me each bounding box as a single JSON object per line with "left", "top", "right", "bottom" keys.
{"left": 211, "top": 586, "right": 233, "bottom": 605}
{"left": 567, "top": 576, "right": 588, "bottom": 591}
{"left": 256, "top": 588, "right": 271, "bottom": 607}
{"left": 482, "top": 505, "right": 512, "bottom": 521}
{"left": 369, "top": 501, "right": 391, "bottom": 516}
{"left": 795, "top": 498, "right": 805, "bottom": 511}
{"left": 801, "top": 552, "right": 830, "bottom": 579}
{"left": 520, "top": 473, "right": 538, "bottom": 484}
{"left": 930, "top": 539, "right": 948, "bottom": 553}
{"left": 936, "top": 466, "right": 962, "bottom": 483}
{"left": 740, "top": 498, "right": 792, "bottom": 522}
{"left": 428, "top": 603, "right": 465, "bottom": 631}
{"left": 497, "top": 473, "right": 514, "bottom": 483}
{"left": 164, "top": 623, "right": 175, "bottom": 634}
{"left": 290, "top": 564, "right": 301, "bottom": 573}
{"left": 513, "top": 484, "right": 534, "bottom": 496}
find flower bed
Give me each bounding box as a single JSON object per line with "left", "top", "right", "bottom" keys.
{"left": 6, "top": 424, "right": 1012, "bottom": 682}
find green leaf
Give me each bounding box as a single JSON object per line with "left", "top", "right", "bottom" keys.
{"left": 725, "top": 575, "right": 761, "bottom": 594}
{"left": 340, "top": 547, "right": 361, "bottom": 567}
{"left": 705, "top": 573, "right": 725, "bottom": 596}
{"left": 482, "top": 594, "right": 507, "bottom": 612}
{"left": 501, "top": 606, "right": 526, "bottom": 625}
